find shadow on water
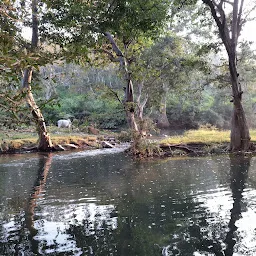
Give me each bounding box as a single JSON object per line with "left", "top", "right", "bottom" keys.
{"left": 3, "top": 153, "right": 53, "bottom": 256}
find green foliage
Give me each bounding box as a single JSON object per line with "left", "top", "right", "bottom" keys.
{"left": 117, "top": 130, "right": 133, "bottom": 142}
{"left": 131, "top": 132, "right": 162, "bottom": 158}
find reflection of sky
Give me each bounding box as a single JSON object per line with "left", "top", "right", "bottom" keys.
{"left": 36, "top": 202, "right": 117, "bottom": 254}
{"left": 3, "top": 202, "right": 117, "bottom": 255}
{"left": 2, "top": 154, "right": 256, "bottom": 256}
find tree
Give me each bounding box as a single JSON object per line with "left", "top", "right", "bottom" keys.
{"left": 133, "top": 34, "right": 209, "bottom": 130}
{"left": 201, "top": 0, "right": 255, "bottom": 151}
{"left": 21, "top": 0, "right": 53, "bottom": 151}
{"left": 0, "top": 0, "right": 27, "bottom": 127}
{"left": 42, "top": 0, "right": 171, "bottom": 131}
{"left": 0, "top": 0, "right": 54, "bottom": 150}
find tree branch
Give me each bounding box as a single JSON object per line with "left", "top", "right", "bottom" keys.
{"left": 237, "top": 0, "right": 245, "bottom": 38}
{"left": 107, "top": 87, "right": 124, "bottom": 106}
{"left": 97, "top": 49, "right": 120, "bottom": 62}
{"left": 104, "top": 32, "right": 124, "bottom": 57}
{"left": 202, "top": 0, "right": 232, "bottom": 53}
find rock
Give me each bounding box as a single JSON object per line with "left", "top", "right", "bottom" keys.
{"left": 102, "top": 141, "right": 115, "bottom": 148}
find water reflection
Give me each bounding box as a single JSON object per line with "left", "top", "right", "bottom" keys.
{"left": 25, "top": 153, "right": 53, "bottom": 254}
{"left": 224, "top": 155, "right": 250, "bottom": 256}
{"left": 161, "top": 155, "right": 251, "bottom": 256}
{"left": 0, "top": 152, "right": 256, "bottom": 255}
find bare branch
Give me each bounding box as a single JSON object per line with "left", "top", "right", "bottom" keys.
{"left": 242, "top": 4, "right": 256, "bottom": 22}
{"left": 202, "top": 0, "right": 232, "bottom": 52}
{"left": 237, "top": 0, "right": 245, "bottom": 36}
{"left": 107, "top": 87, "right": 124, "bottom": 106}
{"left": 104, "top": 32, "right": 124, "bottom": 57}
{"left": 0, "top": 5, "right": 19, "bottom": 21}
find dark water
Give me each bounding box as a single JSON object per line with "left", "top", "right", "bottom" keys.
{"left": 0, "top": 148, "right": 256, "bottom": 256}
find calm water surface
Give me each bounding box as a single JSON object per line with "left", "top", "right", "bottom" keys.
{"left": 0, "top": 148, "right": 256, "bottom": 256}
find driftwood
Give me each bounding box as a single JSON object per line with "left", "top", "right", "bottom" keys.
{"left": 159, "top": 143, "right": 205, "bottom": 156}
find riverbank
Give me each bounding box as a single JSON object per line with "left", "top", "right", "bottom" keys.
{"left": 1, "top": 127, "right": 256, "bottom": 156}
{"left": 0, "top": 126, "right": 119, "bottom": 154}
{"left": 129, "top": 128, "right": 256, "bottom": 158}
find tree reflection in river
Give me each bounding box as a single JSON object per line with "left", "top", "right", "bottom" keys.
{"left": 161, "top": 155, "right": 251, "bottom": 256}
{"left": 224, "top": 155, "right": 250, "bottom": 256}
{"left": 1, "top": 152, "right": 256, "bottom": 256}
{"left": 0, "top": 153, "right": 52, "bottom": 255}
{"left": 24, "top": 153, "right": 53, "bottom": 255}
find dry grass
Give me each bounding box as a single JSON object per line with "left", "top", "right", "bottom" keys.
{"left": 2, "top": 126, "right": 256, "bottom": 151}
{"left": 161, "top": 129, "right": 256, "bottom": 145}
{"left": 0, "top": 126, "right": 99, "bottom": 151}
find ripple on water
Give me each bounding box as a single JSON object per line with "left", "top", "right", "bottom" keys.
{"left": 53, "top": 144, "right": 130, "bottom": 161}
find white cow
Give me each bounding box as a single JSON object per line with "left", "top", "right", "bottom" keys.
{"left": 57, "top": 119, "right": 72, "bottom": 129}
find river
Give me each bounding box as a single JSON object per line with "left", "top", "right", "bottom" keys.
{"left": 0, "top": 148, "right": 256, "bottom": 255}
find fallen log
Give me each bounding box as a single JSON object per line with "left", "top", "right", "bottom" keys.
{"left": 159, "top": 143, "right": 204, "bottom": 155}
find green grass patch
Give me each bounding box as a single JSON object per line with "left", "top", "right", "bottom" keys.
{"left": 161, "top": 129, "right": 256, "bottom": 145}
{"left": 161, "top": 129, "right": 225, "bottom": 145}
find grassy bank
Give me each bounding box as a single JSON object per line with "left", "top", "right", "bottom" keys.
{"left": 2, "top": 127, "right": 256, "bottom": 154}
{"left": 0, "top": 126, "right": 103, "bottom": 152}
{"left": 160, "top": 129, "right": 256, "bottom": 145}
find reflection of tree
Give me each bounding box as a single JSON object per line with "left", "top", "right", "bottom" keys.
{"left": 67, "top": 218, "right": 118, "bottom": 255}
{"left": 24, "top": 153, "right": 53, "bottom": 254}
{"left": 162, "top": 155, "right": 250, "bottom": 256}
{"left": 224, "top": 155, "right": 250, "bottom": 256}
{"left": 1, "top": 153, "right": 252, "bottom": 256}
{"left": 64, "top": 182, "right": 200, "bottom": 256}
{"left": 3, "top": 153, "right": 53, "bottom": 256}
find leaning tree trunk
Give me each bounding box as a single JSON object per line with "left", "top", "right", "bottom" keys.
{"left": 104, "top": 32, "right": 138, "bottom": 131}
{"left": 22, "top": 69, "right": 53, "bottom": 151}
{"left": 22, "top": 0, "right": 53, "bottom": 151}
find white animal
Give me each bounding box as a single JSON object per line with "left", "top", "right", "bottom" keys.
{"left": 57, "top": 119, "right": 72, "bottom": 129}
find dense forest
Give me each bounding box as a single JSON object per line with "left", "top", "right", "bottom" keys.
{"left": 1, "top": 0, "right": 256, "bottom": 151}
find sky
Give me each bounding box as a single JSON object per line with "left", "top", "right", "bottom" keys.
{"left": 241, "top": 20, "right": 256, "bottom": 48}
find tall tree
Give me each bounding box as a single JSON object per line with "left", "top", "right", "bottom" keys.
{"left": 42, "top": 0, "right": 171, "bottom": 131}
{"left": 133, "top": 35, "right": 209, "bottom": 129}
{"left": 202, "top": 0, "right": 254, "bottom": 151}
{"left": 22, "top": 0, "right": 53, "bottom": 151}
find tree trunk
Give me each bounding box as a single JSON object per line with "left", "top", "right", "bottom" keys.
{"left": 22, "top": 69, "right": 53, "bottom": 151}
{"left": 125, "top": 74, "right": 139, "bottom": 131}
{"left": 21, "top": 0, "right": 53, "bottom": 151}
{"left": 202, "top": 0, "right": 250, "bottom": 152}
{"left": 157, "top": 84, "right": 170, "bottom": 129}
{"left": 136, "top": 81, "right": 148, "bottom": 121}
{"left": 229, "top": 57, "right": 250, "bottom": 151}
{"left": 104, "top": 32, "right": 138, "bottom": 131}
